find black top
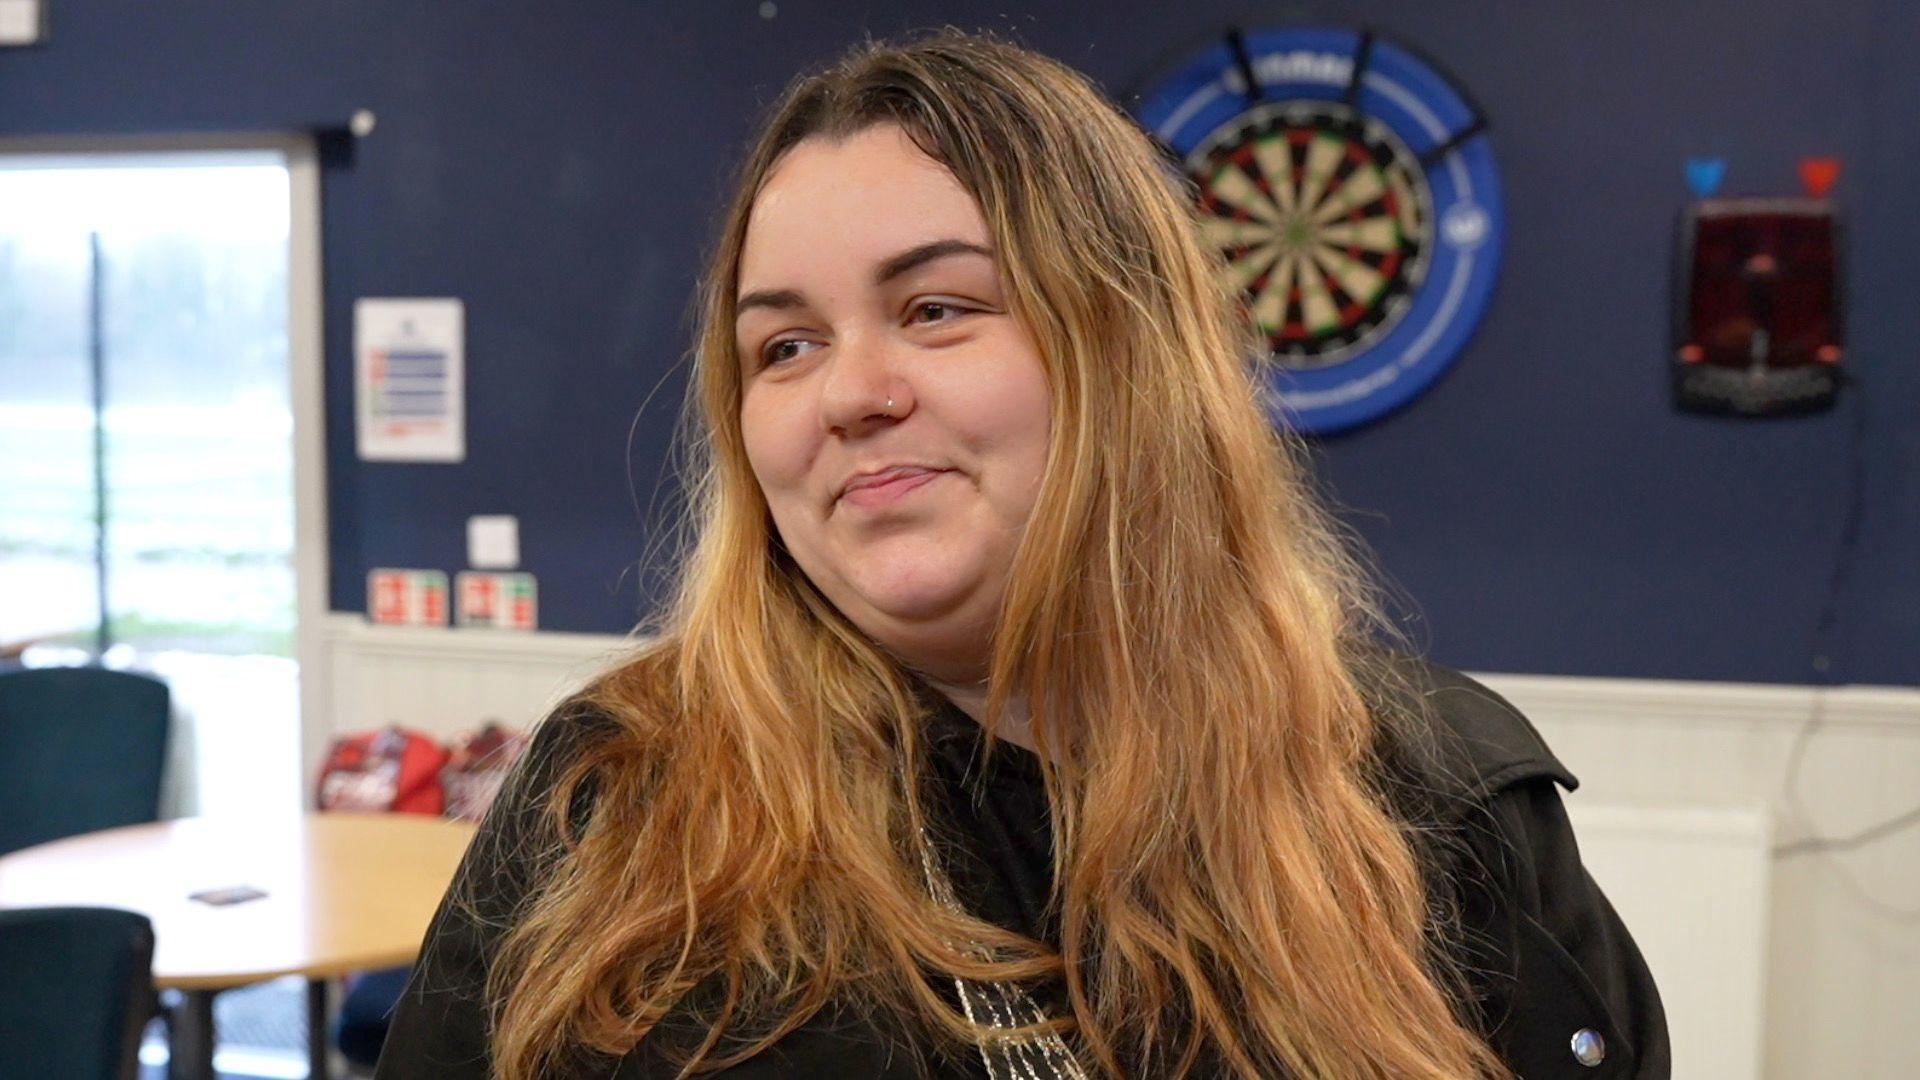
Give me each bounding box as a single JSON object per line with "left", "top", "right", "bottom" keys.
{"left": 376, "top": 657, "right": 1669, "bottom": 1078}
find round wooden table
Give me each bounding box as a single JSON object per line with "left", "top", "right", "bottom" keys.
{"left": 0, "top": 812, "right": 476, "bottom": 1080}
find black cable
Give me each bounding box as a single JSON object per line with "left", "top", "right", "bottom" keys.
{"left": 1772, "top": 369, "right": 1912, "bottom": 861}
{"left": 1775, "top": 801, "right": 1920, "bottom": 858}
{"left": 1808, "top": 370, "right": 1867, "bottom": 680}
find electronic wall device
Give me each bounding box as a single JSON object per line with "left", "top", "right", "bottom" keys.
{"left": 1672, "top": 197, "right": 1843, "bottom": 416}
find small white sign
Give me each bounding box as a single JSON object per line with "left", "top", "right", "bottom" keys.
{"left": 0, "top": 0, "right": 45, "bottom": 46}
{"left": 356, "top": 298, "right": 465, "bottom": 462}
{"left": 467, "top": 514, "right": 519, "bottom": 570}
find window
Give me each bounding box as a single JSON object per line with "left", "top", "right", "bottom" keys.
{"left": 0, "top": 153, "right": 300, "bottom": 816}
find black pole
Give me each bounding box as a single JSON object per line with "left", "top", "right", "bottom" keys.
{"left": 88, "top": 231, "right": 109, "bottom": 657}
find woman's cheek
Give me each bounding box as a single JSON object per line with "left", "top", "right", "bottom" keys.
{"left": 740, "top": 391, "right": 814, "bottom": 496}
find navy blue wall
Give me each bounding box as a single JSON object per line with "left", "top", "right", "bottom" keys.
{"left": 4, "top": 1, "right": 1914, "bottom": 685}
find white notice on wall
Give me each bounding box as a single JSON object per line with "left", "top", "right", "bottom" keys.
{"left": 0, "top": 0, "right": 46, "bottom": 46}
{"left": 355, "top": 298, "right": 466, "bottom": 462}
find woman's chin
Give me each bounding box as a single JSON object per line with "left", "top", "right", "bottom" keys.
{"left": 859, "top": 583, "right": 973, "bottom": 627}
{"left": 840, "top": 575, "right": 995, "bottom": 663}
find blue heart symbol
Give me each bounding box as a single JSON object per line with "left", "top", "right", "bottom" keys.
{"left": 1685, "top": 158, "right": 1726, "bottom": 198}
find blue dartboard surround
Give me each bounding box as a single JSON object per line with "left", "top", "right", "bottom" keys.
{"left": 1134, "top": 27, "right": 1505, "bottom": 434}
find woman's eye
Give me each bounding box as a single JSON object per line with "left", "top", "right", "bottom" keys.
{"left": 910, "top": 301, "right": 967, "bottom": 324}
{"left": 761, "top": 338, "right": 819, "bottom": 367}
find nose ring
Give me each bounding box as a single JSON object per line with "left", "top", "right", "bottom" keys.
{"left": 886, "top": 396, "right": 894, "bottom": 412}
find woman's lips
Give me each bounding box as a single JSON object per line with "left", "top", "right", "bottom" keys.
{"left": 838, "top": 467, "right": 950, "bottom": 508}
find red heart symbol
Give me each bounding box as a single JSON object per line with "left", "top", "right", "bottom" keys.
{"left": 1799, "top": 157, "right": 1840, "bottom": 198}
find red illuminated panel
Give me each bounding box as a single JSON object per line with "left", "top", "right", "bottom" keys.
{"left": 1674, "top": 198, "right": 1840, "bottom": 415}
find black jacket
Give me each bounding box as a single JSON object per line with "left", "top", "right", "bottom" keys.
{"left": 376, "top": 657, "right": 1669, "bottom": 1078}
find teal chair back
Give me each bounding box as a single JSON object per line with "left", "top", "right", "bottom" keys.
{"left": 0, "top": 906, "right": 155, "bottom": 1080}
{"left": 0, "top": 667, "right": 171, "bottom": 856}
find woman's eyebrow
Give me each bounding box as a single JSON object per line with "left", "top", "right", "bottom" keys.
{"left": 736, "top": 287, "right": 804, "bottom": 316}
{"left": 735, "top": 239, "right": 994, "bottom": 316}
{"left": 872, "top": 239, "right": 994, "bottom": 285}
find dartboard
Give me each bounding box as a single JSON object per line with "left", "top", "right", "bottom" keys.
{"left": 1135, "top": 27, "right": 1504, "bottom": 434}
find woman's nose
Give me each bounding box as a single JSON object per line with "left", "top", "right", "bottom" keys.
{"left": 818, "top": 329, "right": 908, "bottom": 436}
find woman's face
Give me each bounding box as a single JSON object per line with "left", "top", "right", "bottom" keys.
{"left": 735, "top": 124, "right": 1052, "bottom": 682}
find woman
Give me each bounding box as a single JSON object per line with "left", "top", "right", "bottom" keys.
{"left": 378, "top": 31, "right": 1667, "bottom": 1079}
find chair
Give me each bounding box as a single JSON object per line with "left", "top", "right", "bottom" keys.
{"left": 0, "top": 906, "right": 156, "bottom": 1080}
{"left": 335, "top": 965, "right": 413, "bottom": 1070}
{"left": 0, "top": 666, "right": 170, "bottom": 856}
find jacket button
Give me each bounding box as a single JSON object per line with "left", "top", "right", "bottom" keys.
{"left": 1571, "top": 1028, "right": 1606, "bottom": 1067}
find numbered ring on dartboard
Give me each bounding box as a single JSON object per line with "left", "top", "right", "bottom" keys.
{"left": 1135, "top": 26, "right": 1505, "bottom": 434}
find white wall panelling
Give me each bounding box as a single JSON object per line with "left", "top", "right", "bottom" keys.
{"left": 1480, "top": 672, "right": 1920, "bottom": 1080}
{"left": 1567, "top": 801, "right": 1770, "bottom": 1080}
{"left": 319, "top": 614, "right": 631, "bottom": 743}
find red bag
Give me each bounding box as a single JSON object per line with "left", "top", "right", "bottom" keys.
{"left": 440, "top": 721, "right": 527, "bottom": 822}
{"left": 316, "top": 726, "right": 450, "bottom": 815}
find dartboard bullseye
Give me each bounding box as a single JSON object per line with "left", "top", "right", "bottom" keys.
{"left": 1134, "top": 27, "right": 1504, "bottom": 433}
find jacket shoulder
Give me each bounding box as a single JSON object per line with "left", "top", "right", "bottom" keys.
{"left": 1362, "top": 651, "right": 1578, "bottom": 819}
{"left": 377, "top": 695, "right": 624, "bottom": 1080}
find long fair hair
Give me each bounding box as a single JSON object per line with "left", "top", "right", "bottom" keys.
{"left": 487, "top": 31, "right": 1507, "bottom": 1079}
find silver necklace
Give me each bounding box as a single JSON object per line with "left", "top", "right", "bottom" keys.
{"left": 917, "top": 840, "right": 1090, "bottom": 1080}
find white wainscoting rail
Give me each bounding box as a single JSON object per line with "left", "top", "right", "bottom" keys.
{"left": 313, "top": 619, "right": 1920, "bottom": 1079}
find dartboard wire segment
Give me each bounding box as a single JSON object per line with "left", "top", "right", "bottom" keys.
{"left": 1134, "top": 26, "right": 1505, "bottom": 434}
